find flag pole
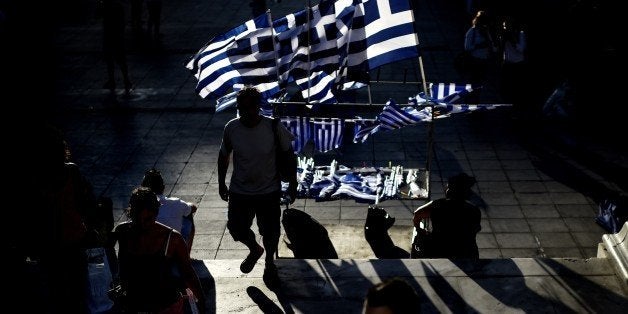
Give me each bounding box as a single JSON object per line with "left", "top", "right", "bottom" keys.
{"left": 408, "top": 0, "right": 432, "bottom": 200}
{"left": 306, "top": 0, "right": 312, "bottom": 105}
{"left": 268, "top": 9, "right": 284, "bottom": 116}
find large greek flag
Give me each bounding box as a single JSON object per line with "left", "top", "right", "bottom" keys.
{"left": 187, "top": 0, "right": 419, "bottom": 106}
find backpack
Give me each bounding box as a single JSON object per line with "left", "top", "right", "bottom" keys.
{"left": 281, "top": 208, "right": 338, "bottom": 259}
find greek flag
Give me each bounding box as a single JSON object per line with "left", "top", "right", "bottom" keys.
{"left": 187, "top": 0, "right": 420, "bottom": 107}
{"left": 344, "top": 0, "right": 419, "bottom": 72}
{"left": 353, "top": 118, "right": 379, "bottom": 143}
{"left": 311, "top": 118, "right": 344, "bottom": 152}
{"left": 412, "top": 82, "right": 476, "bottom": 104}
{"left": 377, "top": 99, "right": 424, "bottom": 131}
{"left": 186, "top": 14, "right": 279, "bottom": 99}
{"left": 280, "top": 116, "right": 311, "bottom": 154}
{"left": 296, "top": 71, "right": 337, "bottom": 104}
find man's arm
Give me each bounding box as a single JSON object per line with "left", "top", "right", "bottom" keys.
{"left": 217, "top": 150, "right": 230, "bottom": 201}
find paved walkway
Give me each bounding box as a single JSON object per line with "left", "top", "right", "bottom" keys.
{"left": 45, "top": 0, "right": 627, "bottom": 262}
{"left": 14, "top": 0, "right": 625, "bottom": 312}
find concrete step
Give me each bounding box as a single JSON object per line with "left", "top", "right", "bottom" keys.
{"left": 193, "top": 257, "right": 628, "bottom": 313}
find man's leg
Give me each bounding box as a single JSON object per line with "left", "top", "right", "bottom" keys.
{"left": 255, "top": 191, "right": 282, "bottom": 289}
{"left": 228, "top": 193, "right": 264, "bottom": 273}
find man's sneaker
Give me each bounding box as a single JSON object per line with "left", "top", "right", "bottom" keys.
{"left": 263, "top": 264, "right": 280, "bottom": 291}
{"left": 240, "top": 245, "right": 264, "bottom": 274}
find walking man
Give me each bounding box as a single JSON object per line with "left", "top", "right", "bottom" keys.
{"left": 217, "top": 86, "right": 297, "bottom": 290}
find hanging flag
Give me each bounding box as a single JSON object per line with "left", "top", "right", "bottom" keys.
{"left": 311, "top": 118, "right": 344, "bottom": 152}
{"left": 353, "top": 117, "right": 379, "bottom": 143}
{"left": 412, "top": 82, "right": 477, "bottom": 104}
{"left": 377, "top": 99, "right": 424, "bottom": 131}
{"left": 280, "top": 116, "right": 311, "bottom": 154}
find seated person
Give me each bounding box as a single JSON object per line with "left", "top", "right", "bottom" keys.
{"left": 412, "top": 173, "right": 481, "bottom": 259}
{"left": 111, "top": 187, "right": 205, "bottom": 313}
{"left": 141, "top": 168, "right": 197, "bottom": 253}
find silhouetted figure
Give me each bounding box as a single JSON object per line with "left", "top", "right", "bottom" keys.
{"left": 412, "top": 173, "right": 481, "bottom": 259}
{"left": 218, "top": 86, "right": 297, "bottom": 290}
{"left": 141, "top": 168, "right": 197, "bottom": 254}
{"left": 498, "top": 16, "right": 528, "bottom": 118}
{"left": 103, "top": 0, "right": 132, "bottom": 95}
{"left": 363, "top": 277, "right": 421, "bottom": 314}
{"left": 111, "top": 187, "right": 205, "bottom": 313}
{"left": 23, "top": 125, "right": 98, "bottom": 313}
{"left": 130, "top": 0, "right": 144, "bottom": 36}
{"left": 146, "top": 0, "right": 162, "bottom": 42}
{"left": 464, "top": 10, "right": 496, "bottom": 102}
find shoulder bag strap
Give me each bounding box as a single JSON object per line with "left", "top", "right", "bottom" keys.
{"left": 163, "top": 228, "right": 173, "bottom": 256}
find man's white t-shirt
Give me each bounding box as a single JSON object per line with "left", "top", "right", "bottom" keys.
{"left": 220, "top": 116, "right": 294, "bottom": 195}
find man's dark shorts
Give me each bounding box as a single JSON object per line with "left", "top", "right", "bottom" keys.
{"left": 227, "top": 191, "right": 281, "bottom": 241}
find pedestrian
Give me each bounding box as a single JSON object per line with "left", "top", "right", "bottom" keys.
{"left": 363, "top": 277, "right": 421, "bottom": 314}
{"left": 141, "top": 168, "right": 197, "bottom": 254}
{"left": 217, "top": 86, "right": 297, "bottom": 290}
{"left": 463, "top": 10, "right": 496, "bottom": 102}
{"left": 146, "top": 0, "right": 162, "bottom": 42}
{"left": 412, "top": 173, "right": 481, "bottom": 259}
{"left": 130, "top": 0, "right": 144, "bottom": 37}
{"left": 23, "top": 124, "right": 97, "bottom": 313}
{"left": 102, "top": 0, "right": 133, "bottom": 95}
{"left": 110, "top": 187, "right": 205, "bottom": 313}
{"left": 498, "top": 16, "right": 528, "bottom": 118}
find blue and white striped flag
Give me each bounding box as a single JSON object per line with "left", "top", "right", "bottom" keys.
{"left": 215, "top": 90, "right": 238, "bottom": 113}
{"left": 343, "top": 0, "right": 419, "bottom": 73}
{"left": 412, "top": 82, "right": 476, "bottom": 104}
{"left": 186, "top": 14, "right": 280, "bottom": 100}
{"left": 377, "top": 99, "right": 424, "bottom": 131}
{"left": 353, "top": 117, "right": 379, "bottom": 143}
{"left": 280, "top": 116, "right": 311, "bottom": 154}
{"left": 311, "top": 118, "right": 344, "bottom": 152}
{"left": 296, "top": 71, "right": 337, "bottom": 104}
{"left": 188, "top": 0, "right": 420, "bottom": 106}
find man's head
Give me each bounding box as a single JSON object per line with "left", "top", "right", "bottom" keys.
{"left": 363, "top": 277, "right": 420, "bottom": 314}
{"left": 236, "top": 86, "right": 262, "bottom": 127}
{"left": 141, "top": 168, "right": 165, "bottom": 195}
{"left": 445, "top": 172, "right": 476, "bottom": 200}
